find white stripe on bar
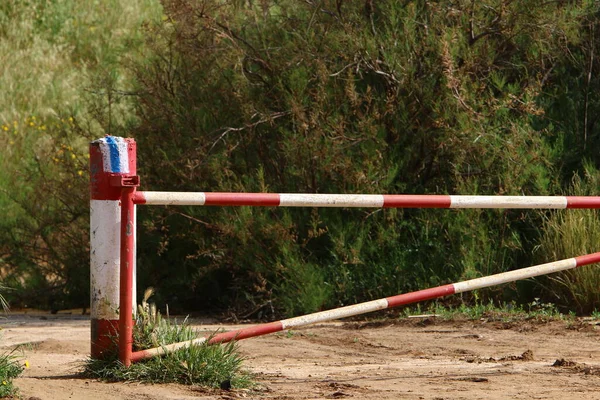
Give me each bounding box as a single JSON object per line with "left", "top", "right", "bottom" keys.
{"left": 453, "top": 258, "right": 577, "bottom": 293}
{"left": 142, "top": 191, "right": 206, "bottom": 206}
{"left": 449, "top": 196, "right": 568, "bottom": 209}
{"left": 279, "top": 194, "right": 384, "bottom": 207}
{"left": 139, "top": 337, "right": 209, "bottom": 360}
{"left": 281, "top": 299, "right": 389, "bottom": 329}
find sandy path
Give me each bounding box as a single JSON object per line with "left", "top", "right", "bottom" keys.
{"left": 2, "top": 313, "right": 600, "bottom": 399}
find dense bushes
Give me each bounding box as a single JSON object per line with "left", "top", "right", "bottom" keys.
{"left": 3, "top": 0, "right": 600, "bottom": 315}
{"left": 0, "top": 0, "right": 161, "bottom": 309}
{"left": 130, "top": 0, "right": 600, "bottom": 315}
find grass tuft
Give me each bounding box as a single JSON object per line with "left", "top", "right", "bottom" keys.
{"left": 0, "top": 349, "right": 24, "bottom": 398}
{"left": 0, "top": 285, "right": 24, "bottom": 398}
{"left": 403, "top": 299, "right": 567, "bottom": 323}
{"left": 84, "top": 339, "right": 251, "bottom": 388}
{"left": 84, "top": 289, "right": 252, "bottom": 389}
{"left": 0, "top": 284, "right": 9, "bottom": 313}
{"left": 132, "top": 288, "right": 196, "bottom": 351}
{"left": 535, "top": 168, "right": 600, "bottom": 313}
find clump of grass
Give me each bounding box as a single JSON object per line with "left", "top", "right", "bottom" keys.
{"left": 0, "top": 350, "right": 24, "bottom": 398}
{"left": 86, "top": 339, "right": 251, "bottom": 388}
{"left": 0, "top": 284, "right": 9, "bottom": 313}
{"left": 132, "top": 288, "right": 196, "bottom": 351}
{"left": 0, "top": 288, "right": 25, "bottom": 398}
{"left": 535, "top": 168, "right": 600, "bottom": 314}
{"left": 403, "top": 299, "right": 567, "bottom": 323}
{"left": 84, "top": 288, "right": 252, "bottom": 389}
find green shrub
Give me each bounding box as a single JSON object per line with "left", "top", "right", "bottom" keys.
{"left": 132, "top": 0, "right": 587, "bottom": 315}
{"left": 2, "top": 0, "right": 600, "bottom": 316}
{"left": 0, "top": 290, "right": 24, "bottom": 398}
{"left": 535, "top": 165, "right": 600, "bottom": 313}
{"left": 0, "top": 351, "right": 24, "bottom": 398}
{"left": 0, "top": 0, "right": 162, "bottom": 309}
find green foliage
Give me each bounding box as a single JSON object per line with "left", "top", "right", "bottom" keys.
{"left": 131, "top": 0, "right": 596, "bottom": 315}
{"left": 0, "top": 350, "right": 24, "bottom": 398}
{"left": 0, "top": 293, "right": 24, "bottom": 398}
{"left": 0, "top": 118, "right": 91, "bottom": 309}
{"left": 85, "top": 291, "right": 251, "bottom": 388}
{"left": 535, "top": 165, "right": 600, "bottom": 314}
{"left": 534, "top": 7, "right": 600, "bottom": 181}
{"left": 133, "top": 287, "right": 196, "bottom": 350}
{"left": 85, "top": 340, "right": 251, "bottom": 387}
{"left": 0, "top": 284, "right": 9, "bottom": 313}
{"left": 405, "top": 299, "right": 565, "bottom": 322}
{"left": 3, "top": 0, "right": 600, "bottom": 315}
{"left": 0, "top": 0, "right": 162, "bottom": 309}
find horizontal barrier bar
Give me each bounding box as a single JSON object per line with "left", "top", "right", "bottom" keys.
{"left": 129, "top": 251, "right": 600, "bottom": 363}
{"left": 133, "top": 192, "right": 600, "bottom": 209}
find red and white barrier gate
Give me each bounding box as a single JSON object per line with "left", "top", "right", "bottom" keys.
{"left": 89, "top": 136, "right": 600, "bottom": 366}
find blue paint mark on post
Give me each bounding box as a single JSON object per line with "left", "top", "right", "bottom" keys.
{"left": 105, "top": 136, "right": 122, "bottom": 173}
{"left": 94, "top": 135, "right": 129, "bottom": 174}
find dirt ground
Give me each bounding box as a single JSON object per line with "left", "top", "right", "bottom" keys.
{"left": 2, "top": 312, "right": 600, "bottom": 400}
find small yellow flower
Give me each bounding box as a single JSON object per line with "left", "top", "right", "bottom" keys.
{"left": 2, "top": 380, "right": 6, "bottom": 385}
{"left": 24, "top": 360, "right": 30, "bottom": 368}
{"left": 2, "top": 125, "right": 8, "bottom": 131}
{"left": 31, "top": 116, "right": 36, "bottom": 120}
{"left": 70, "top": 153, "right": 76, "bottom": 159}
{"left": 68, "top": 117, "right": 74, "bottom": 123}
{"left": 85, "top": 154, "right": 90, "bottom": 159}
{"left": 29, "top": 121, "right": 35, "bottom": 127}
{"left": 9, "top": 140, "right": 14, "bottom": 145}
{"left": 77, "top": 170, "right": 84, "bottom": 176}
{"left": 40, "top": 125, "right": 46, "bottom": 130}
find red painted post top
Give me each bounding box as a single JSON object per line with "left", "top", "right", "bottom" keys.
{"left": 90, "top": 137, "right": 137, "bottom": 200}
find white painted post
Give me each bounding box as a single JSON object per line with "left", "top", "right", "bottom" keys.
{"left": 89, "top": 136, "right": 137, "bottom": 358}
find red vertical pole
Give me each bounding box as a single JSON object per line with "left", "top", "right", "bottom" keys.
{"left": 115, "top": 138, "right": 138, "bottom": 367}
{"left": 119, "top": 185, "right": 136, "bottom": 367}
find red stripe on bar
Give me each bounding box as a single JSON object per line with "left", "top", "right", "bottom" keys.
{"left": 383, "top": 195, "right": 451, "bottom": 208}
{"left": 566, "top": 197, "right": 600, "bottom": 209}
{"left": 204, "top": 192, "right": 281, "bottom": 206}
{"left": 208, "top": 321, "right": 284, "bottom": 344}
{"left": 386, "top": 284, "right": 456, "bottom": 308}
{"left": 129, "top": 321, "right": 285, "bottom": 363}
{"left": 132, "top": 191, "right": 147, "bottom": 204}
{"left": 131, "top": 349, "right": 152, "bottom": 363}
{"left": 574, "top": 252, "right": 600, "bottom": 267}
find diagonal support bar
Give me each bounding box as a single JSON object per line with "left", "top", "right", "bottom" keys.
{"left": 130, "top": 251, "right": 600, "bottom": 363}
